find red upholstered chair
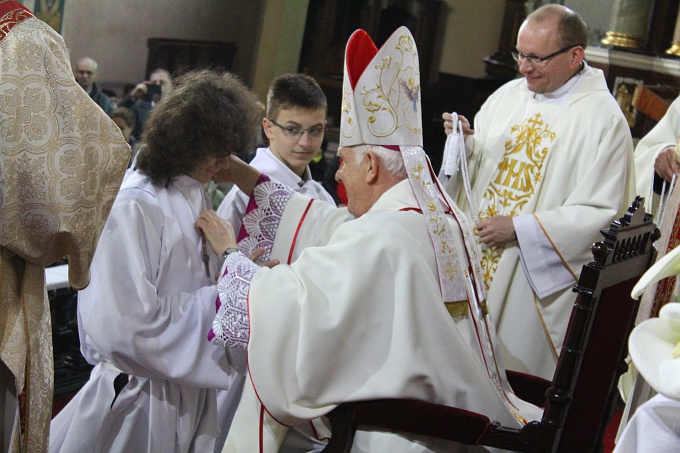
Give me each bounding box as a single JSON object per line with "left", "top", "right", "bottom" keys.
{"left": 322, "top": 197, "right": 658, "bottom": 453}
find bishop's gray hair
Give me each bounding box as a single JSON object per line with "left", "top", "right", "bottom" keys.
{"left": 352, "top": 144, "right": 407, "bottom": 179}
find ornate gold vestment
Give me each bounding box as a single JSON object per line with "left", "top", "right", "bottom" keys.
{"left": 0, "top": 2, "right": 129, "bottom": 450}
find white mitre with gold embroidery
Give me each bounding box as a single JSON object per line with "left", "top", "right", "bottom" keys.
{"left": 340, "top": 26, "right": 422, "bottom": 147}
{"left": 340, "top": 27, "right": 479, "bottom": 306}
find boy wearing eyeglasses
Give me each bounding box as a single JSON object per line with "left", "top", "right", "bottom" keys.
{"left": 440, "top": 4, "right": 634, "bottom": 381}
{"left": 217, "top": 73, "right": 336, "bottom": 236}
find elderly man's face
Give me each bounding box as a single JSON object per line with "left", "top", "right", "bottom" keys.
{"left": 516, "top": 17, "right": 580, "bottom": 94}
{"left": 75, "top": 58, "right": 97, "bottom": 91}
{"left": 335, "top": 146, "right": 371, "bottom": 218}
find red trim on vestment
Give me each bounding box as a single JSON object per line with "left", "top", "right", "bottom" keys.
{"left": 247, "top": 373, "right": 289, "bottom": 426}
{"left": 308, "top": 419, "right": 331, "bottom": 442}
{"left": 309, "top": 420, "right": 319, "bottom": 439}
{"left": 259, "top": 404, "right": 265, "bottom": 453}
{"left": 245, "top": 252, "right": 294, "bottom": 434}
{"left": 0, "top": 1, "right": 33, "bottom": 42}
{"left": 287, "top": 199, "right": 314, "bottom": 265}
{"left": 345, "top": 29, "right": 377, "bottom": 89}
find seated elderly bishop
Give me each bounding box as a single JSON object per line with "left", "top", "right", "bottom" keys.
{"left": 205, "top": 26, "right": 541, "bottom": 452}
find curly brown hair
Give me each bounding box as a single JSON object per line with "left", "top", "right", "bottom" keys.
{"left": 136, "top": 69, "right": 260, "bottom": 186}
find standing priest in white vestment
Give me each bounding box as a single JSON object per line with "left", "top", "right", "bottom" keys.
{"left": 0, "top": 2, "right": 130, "bottom": 452}
{"left": 442, "top": 4, "right": 634, "bottom": 380}
{"left": 201, "top": 26, "right": 541, "bottom": 453}
{"left": 634, "top": 95, "right": 680, "bottom": 215}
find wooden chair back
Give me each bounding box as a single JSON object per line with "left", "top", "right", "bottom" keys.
{"left": 632, "top": 85, "right": 673, "bottom": 121}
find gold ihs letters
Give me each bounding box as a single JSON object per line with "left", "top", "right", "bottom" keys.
{"left": 493, "top": 157, "right": 535, "bottom": 193}
{"left": 478, "top": 113, "right": 554, "bottom": 287}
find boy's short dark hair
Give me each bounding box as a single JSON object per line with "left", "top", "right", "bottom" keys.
{"left": 266, "top": 73, "right": 327, "bottom": 120}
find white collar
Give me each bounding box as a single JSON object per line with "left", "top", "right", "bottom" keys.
{"left": 533, "top": 62, "right": 588, "bottom": 104}
{"left": 255, "top": 147, "right": 312, "bottom": 187}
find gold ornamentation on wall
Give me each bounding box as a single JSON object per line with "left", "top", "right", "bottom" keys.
{"left": 667, "top": 4, "right": 680, "bottom": 56}
{"left": 601, "top": 0, "right": 653, "bottom": 49}
{"left": 613, "top": 77, "right": 643, "bottom": 129}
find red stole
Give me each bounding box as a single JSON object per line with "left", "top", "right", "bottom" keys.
{"left": 0, "top": 0, "right": 33, "bottom": 42}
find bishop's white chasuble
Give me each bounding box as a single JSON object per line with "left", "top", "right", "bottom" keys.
{"left": 220, "top": 180, "right": 542, "bottom": 452}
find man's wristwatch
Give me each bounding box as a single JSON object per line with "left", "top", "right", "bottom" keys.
{"left": 221, "top": 247, "right": 240, "bottom": 260}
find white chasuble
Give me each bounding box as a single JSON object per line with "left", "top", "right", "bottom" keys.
{"left": 223, "top": 180, "right": 541, "bottom": 453}
{"left": 454, "top": 66, "right": 634, "bottom": 379}
{"left": 633, "top": 95, "right": 680, "bottom": 216}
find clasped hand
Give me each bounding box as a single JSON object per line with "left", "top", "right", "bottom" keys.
{"left": 196, "top": 211, "right": 279, "bottom": 273}
{"left": 654, "top": 146, "right": 679, "bottom": 182}
{"left": 442, "top": 112, "right": 474, "bottom": 138}
{"left": 476, "top": 216, "right": 516, "bottom": 248}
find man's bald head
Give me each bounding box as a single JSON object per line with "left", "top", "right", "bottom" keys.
{"left": 75, "top": 57, "right": 98, "bottom": 92}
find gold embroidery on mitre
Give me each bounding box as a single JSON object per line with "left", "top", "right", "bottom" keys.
{"left": 479, "top": 299, "right": 489, "bottom": 317}
{"left": 478, "top": 113, "right": 555, "bottom": 288}
{"left": 341, "top": 85, "right": 354, "bottom": 139}
{"left": 356, "top": 33, "right": 422, "bottom": 140}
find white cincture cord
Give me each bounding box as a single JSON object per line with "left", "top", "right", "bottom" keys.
{"left": 658, "top": 173, "right": 677, "bottom": 229}
{"left": 440, "top": 113, "right": 479, "bottom": 224}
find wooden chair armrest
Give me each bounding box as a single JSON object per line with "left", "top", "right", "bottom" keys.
{"left": 506, "top": 370, "right": 551, "bottom": 408}
{"left": 322, "top": 399, "right": 492, "bottom": 452}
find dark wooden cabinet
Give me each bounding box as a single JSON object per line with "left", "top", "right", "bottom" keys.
{"left": 298, "top": 0, "right": 446, "bottom": 127}
{"left": 146, "top": 38, "right": 237, "bottom": 78}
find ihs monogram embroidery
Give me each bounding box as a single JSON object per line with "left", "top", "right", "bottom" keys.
{"left": 479, "top": 113, "right": 555, "bottom": 288}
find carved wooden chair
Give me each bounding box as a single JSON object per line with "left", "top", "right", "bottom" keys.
{"left": 632, "top": 85, "right": 674, "bottom": 122}
{"left": 322, "top": 197, "right": 658, "bottom": 453}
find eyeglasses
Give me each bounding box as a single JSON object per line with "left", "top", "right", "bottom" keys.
{"left": 269, "top": 119, "right": 326, "bottom": 139}
{"left": 511, "top": 45, "right": 579, "bottom": 67}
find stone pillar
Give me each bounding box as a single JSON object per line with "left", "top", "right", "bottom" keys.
{"left": 601, "top": 0, "right": 654, "bottom": 49}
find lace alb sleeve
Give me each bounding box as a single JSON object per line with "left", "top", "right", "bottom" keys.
{"left": 236, "top": 175, "right": 294, "bottom": 260}
{"left": 210, "top": 252, "right": 260, "bottom": 349}
{"left": 208, "top": 174, "right": 293, "bottom": 348}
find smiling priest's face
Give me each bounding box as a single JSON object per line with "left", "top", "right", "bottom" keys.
{"left": 516, "top": 16, "right": 582, "bottom": 95}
